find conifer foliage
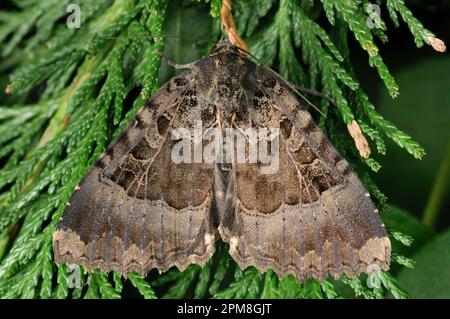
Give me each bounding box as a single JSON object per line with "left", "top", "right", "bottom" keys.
{"left": 0, "top": 0, "right": 444, "bottom": 298}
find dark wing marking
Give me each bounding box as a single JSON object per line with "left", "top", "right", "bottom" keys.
{"left": 219, "top": 74, "right": 390, "bottom": 282}
{"left": 53, "top": 73, "right": 217, "bottom": 276}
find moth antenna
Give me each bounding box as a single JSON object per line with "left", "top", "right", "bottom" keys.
{"left": 237, "top": 46, "right": 371, "bottom": 158}
{"left": 291, "top": 86, "right": 337, "bottom": 109}
{"left": 107, "top": 34, "right": 215, "bottom": 44}
{"left": 262, "top": 65, "right": 327, "bottom": 118}
{"left": 232, "top": 46, "right": 328, "bottom": 117}
{"left": 154, "top": 50, "right": 198, "bottom": 69}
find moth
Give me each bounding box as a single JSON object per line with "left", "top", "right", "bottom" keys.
{"left": 53, "top": 40, "right": 390, "bottom": 282}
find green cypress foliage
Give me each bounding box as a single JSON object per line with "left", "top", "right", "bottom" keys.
{"left": 0, "top": 0, "right": 442, "bottom": 298}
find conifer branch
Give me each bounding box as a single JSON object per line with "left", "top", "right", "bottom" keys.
{"left": 0, "top": 0, "right": 443, "bottom": 299}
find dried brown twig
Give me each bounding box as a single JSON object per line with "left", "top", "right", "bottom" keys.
{"left": 347, "top": 120, "right": 371, "bottom": 158}
{"left": 220, "top": 0, "right": 248, "bottom": 53}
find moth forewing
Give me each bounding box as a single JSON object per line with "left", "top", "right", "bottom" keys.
{"left": 53, "top": 40, "right": 390, "bottom": 282}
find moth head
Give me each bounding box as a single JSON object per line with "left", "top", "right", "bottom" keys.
{"left": 209, "top": 39, "right": 243, "bottom": 56}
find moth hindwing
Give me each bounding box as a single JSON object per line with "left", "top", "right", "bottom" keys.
{"left": 53, "top": 41, "right": 390, "bottom": 282}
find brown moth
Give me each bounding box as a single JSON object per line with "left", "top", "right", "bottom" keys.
{"left": 53, "top": 40, "right": 391, "bottom": 282}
